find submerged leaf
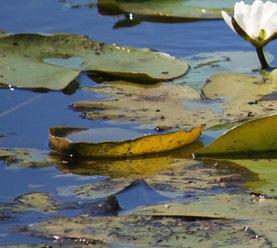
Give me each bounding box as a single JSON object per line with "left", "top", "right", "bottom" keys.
{"left": 196, "top": 115, "right": 277, "bottom": 156}
{"left": 0, "top": 148, "right": 54, "bottom": 168}
{"left": 0, "top": 33, "right": 188, "bottom": 90}
{"left": 49, "top": 125, "right": 203, "bottom": 158}
{"left": 183, "top": 51, "right": 273, "bottom": 89}
{"left": 58, "top": 178, "right": 133, "bottom": 200}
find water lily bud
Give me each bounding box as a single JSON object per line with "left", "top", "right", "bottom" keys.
{"left": 222, "top": 0, "right": 277, "bottom": 48}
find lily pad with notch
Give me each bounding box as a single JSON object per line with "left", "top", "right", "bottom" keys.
{"left": 201, "top": 71, "right": 277, "bottom": 123}
{"left": 0, "top": 33, "right": 188, "bottom": 90}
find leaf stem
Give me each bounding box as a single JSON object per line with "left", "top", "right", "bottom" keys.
{"left": 256, "top": 47, "right": 269, "bottom": 70}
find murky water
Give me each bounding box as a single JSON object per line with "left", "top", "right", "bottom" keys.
{"left": 0, "top": 0, "right": 276, "bottom": 246}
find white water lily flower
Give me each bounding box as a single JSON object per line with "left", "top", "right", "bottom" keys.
{"left": 222, "top": 0, "right": 277, "bottom": 48}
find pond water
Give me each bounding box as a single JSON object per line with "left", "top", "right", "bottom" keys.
{"left": 0, "top": 0, "right": 276, "bottom": 246}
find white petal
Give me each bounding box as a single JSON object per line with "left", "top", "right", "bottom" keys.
{"left": 261, "top": 2, "right": 277, "bottom": 39}
{"left": 221, "top": 11, "right": 236, "bottom": 33}
{"left": 234, "top": 1, "right": 249, "bottom": 33}
{"left": 246, "top": 0, "right": 264, "bottom": 39}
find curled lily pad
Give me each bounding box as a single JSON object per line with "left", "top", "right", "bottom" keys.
{"left": 49, "top": 125, "right": 203, "bottom": 158}
{"left": 196, "top": 115, "right": 277, "bottom": 156}
{"left": 0, "top": 33, "right": 188, "bottom": 90}
{"left": 115, "top": 0, "right": 239, "bottom": 21}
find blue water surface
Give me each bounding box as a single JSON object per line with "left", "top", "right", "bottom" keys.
{"left": 0, "top": 0, "right": 276, "bottom": 245}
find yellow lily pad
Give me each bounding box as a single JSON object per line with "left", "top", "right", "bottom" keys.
{"left": 49, "top": 125, "right": 203, "bottom": 158}
{"left": 55, "top": 142, "right": 202, "bottom": 177}
{"left": 196, "top": 115, "right": 277, "bottom": 156}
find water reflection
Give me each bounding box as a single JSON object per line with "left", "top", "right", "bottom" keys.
{"left": 53, "top": 141, "right": 203, "bottom": 177}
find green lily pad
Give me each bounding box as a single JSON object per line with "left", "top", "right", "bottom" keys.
{"left": 15, "top": 192, "right": 59, "bottom": 213}
{"left": 0, "top": 33, "right": 188, "bottom": 90}
{"left": 0, "top": 148, "right": 13, "bottom": 158}
{"left": 0, "top": 50, "right": 80, "bottom": 91}
{"left": 27, "top": 213, "right": 270, "bottom": 247}
{"left": 98, "top": 0, "right": 124, "bottom": 15}
{"left": 76, "top": 68, "right": 276, "bottom": 130}
{"left": 0, "top": 242, "right": 103, "bottom": 248}
{"left": 115, "top": 0, "right": 241, "bottom": 21}
{"left": 137, "top": 193, "right": 277, "bottom": 220}
{"left": 227, "top": 159, "right": 277, "bottom": 197}
{"left": 0, "top": 148, "right": 54, "bottom": 168}
{"left": 201, "top": 71, "right": 277, "bottom": 123}
{"left": 136, "top": 193, "right": 277, "bottom": 245}
{"left": 196, "top": 115, "right": 277, "bottom": 156}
